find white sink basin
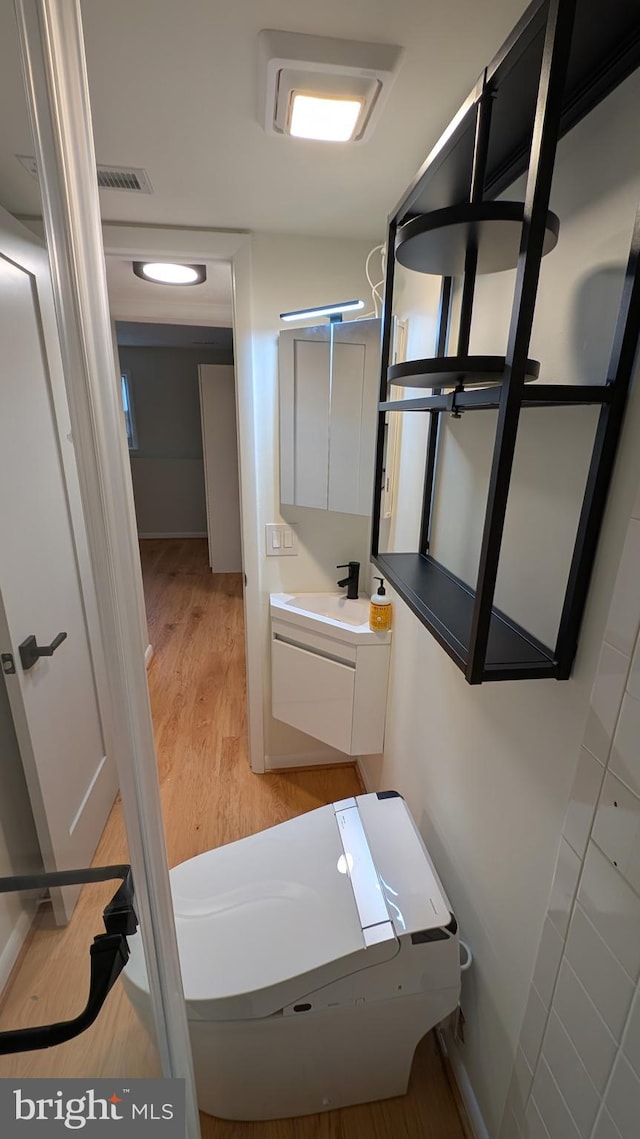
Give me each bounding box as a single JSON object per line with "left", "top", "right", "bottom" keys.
{"left": 286, "top": 593, "right": 370, "bottom": 626}
{"left": 270, "top": 592, "right": 391, "bottom": 645}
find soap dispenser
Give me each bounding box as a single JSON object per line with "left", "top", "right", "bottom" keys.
{"left": 369, "top": 577, "right": 392, "bottom": 632}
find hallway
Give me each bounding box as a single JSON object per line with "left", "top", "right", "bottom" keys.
{"left": 0, "top": 538, "right": 466, "bottom": 1138}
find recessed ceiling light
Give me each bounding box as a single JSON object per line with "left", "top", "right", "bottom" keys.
{"left": 258, "top": 30, "right": 403, "bottom": 144}
{"left": 132, "top": 262, "right": 206, "bottom": 286}
{"left": 289, "top": 94, "right": 363, "bottom": 142}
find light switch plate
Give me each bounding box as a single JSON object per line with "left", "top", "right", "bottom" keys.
{"left": 266, "top": 523, "right": 298, "bottom": 556}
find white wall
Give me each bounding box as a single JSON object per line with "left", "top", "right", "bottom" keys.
{"left": 0, "top": 676, "right": 42, "bottom": 990}
{"left": 248, "top": 232, "right": 379, "bottom": 766}
{"left": 119, "top": 344, "right": 231, "bottom": 538}
{"left": 362, "top": 70, "right": 640, "bottom": 1137}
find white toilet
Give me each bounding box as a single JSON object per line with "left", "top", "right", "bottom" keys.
{"left": 122, "top": 791, "right": 461, "bottom": 1120}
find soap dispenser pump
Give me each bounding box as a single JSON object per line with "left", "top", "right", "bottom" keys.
{"left": 369, "top": 577, "right": 392, "bottom": 632}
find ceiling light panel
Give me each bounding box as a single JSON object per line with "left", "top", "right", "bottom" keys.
{"left": 132, "top": 262, "right": 207, "bottom": 286}
{"left": 258, "top": 30, "right": 403, "bottom": 144}
{"left": 289, "top": 95, "right": 363, "bottom": 142}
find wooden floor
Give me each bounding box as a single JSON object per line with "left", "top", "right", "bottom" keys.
{"left": 0, "top": 539, "right": 465, "bottom": 1139}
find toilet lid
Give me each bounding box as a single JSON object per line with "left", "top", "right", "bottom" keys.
{"left": 125, "top": 803, "right": 385, "bottom": 1016}
{"left": 123, "top": 794, "right": 452, "bottom": 1020}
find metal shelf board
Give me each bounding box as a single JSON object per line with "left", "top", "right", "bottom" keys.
{"left": 395, "top": 203, "right": 559, "bottom": 276}
{"left": 379, "top": 383, "right": 613, "bottom": 413}
{"left": 388, "top": 355, "right": 540, "bottom": 389}
{"left": 374, "top": 552, "right": 557, "bottom": 681}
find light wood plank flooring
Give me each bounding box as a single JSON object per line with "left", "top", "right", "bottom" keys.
{"left": 0, "top": 539, "right": 465, "bottom": 1139}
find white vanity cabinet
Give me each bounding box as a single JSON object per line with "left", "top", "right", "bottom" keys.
{"left": 279, "top": 318, "right": 381, "bottom": 515}
{"left": 270, "top": 593, "right": 391, "bottom": 756}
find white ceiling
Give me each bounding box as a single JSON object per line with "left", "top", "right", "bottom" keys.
{"left": 0, "top": 0, "right": 530, "bottom": 241}
{"left": 105, "top": 257, "right": 233, "bottom": 325}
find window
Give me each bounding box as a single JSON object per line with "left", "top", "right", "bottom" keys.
{"left": 120, "top": 371, "right": 138, "bottom": 450}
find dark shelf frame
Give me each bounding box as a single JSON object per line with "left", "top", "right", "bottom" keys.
{"left": 371, "top": 0, "right": 640, "bottom": 684}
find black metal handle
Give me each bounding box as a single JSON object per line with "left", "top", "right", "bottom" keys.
{"left": 19, "top": 631, "right": 67, "bottom": 671}
{"left": 0, "top": 865, "right": 137, "bottom": 1055}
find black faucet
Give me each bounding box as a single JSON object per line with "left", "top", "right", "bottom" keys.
{"left": 336, "top": 561, "right": 360, "bottom": 600}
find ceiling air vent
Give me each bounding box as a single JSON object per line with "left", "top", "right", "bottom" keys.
{"left": 16, "top": 155, "right": 152, "bottom": 193}
{"left": 96, "top": 165, "right": 152, "bottom": 193}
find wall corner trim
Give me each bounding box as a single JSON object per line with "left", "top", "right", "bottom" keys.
{"left": 355, "top": 756, "right": 377, "bottom": 793}
{"left": 438, "top": 1027, "right": 491, "bottom": 1139}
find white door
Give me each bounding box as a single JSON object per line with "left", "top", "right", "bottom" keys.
{"left": 198, "top": 364, "right": 243, "bottom": 572}
{"left": 0, "top": 208, "right": 117, "bottom": 922}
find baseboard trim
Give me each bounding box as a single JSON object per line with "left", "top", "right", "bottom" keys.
{"left": 0, "top": 907, "right": 36, "bottom": 996}
{"left": 138, "top": 532, "right": 207, "bottom": 540}
{"left": 264, "top": 751, "right": 351, "bottom": 771}
{"left": 436, "top": 1026, "right": 490, "bottom": 1139}
{"left": 356, "top": 757, "right": 376, "bottom": 792}
{"left": 144, "top": 643, "right": 154, "bottom": 669}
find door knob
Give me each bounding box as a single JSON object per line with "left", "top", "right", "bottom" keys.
{"left": 19, "top": 631, "right": 67, "bottom": 671}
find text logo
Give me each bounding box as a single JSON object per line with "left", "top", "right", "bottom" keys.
{"left": 0, "top": 1079, "right": 184, "bottom": 1137}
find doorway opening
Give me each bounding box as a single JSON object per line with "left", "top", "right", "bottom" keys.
{"left": 115, "top": 320, "right": 242, "bottom": 576}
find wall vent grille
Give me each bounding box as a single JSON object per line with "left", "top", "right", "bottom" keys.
{"left": 96, "top": 165, "right": 153, "bottom": 193}
{"left": 16, "top": 155, "right": 153, "bottom": 193}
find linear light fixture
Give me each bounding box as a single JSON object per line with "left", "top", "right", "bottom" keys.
{"left": 280, "top": 300, "right": 365, "bottom": 323}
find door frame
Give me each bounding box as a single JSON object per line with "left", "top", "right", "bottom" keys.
{"left": 101, "top": 225, "right": 265, "bottom": 773}
{"left": 15, "top": 1, "right": 201, "bottom": 1129}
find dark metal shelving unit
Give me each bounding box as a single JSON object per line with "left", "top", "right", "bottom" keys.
{"left": 371, "top": 0, "right": 640, "bottom": 684}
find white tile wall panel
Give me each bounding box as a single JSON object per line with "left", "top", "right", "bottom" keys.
{"left": 522, "top": 1100, "right": 551, "bottom": 1139}
{"left": 533, "top": 917, "right": 565, "bottom": 1007}
{"left": 578, "top": 842, "right": 640, "bottom": 980}
{"left": 520, "top": 985, "right": 549, "bottom": 1070}
{"left": 548, "top": 838, "right": 582, "bottom": 938}
{"left": 582, "top": 643, "right": 631, "bottom": 764}
{"left": 565, "top": 905, "right": 634, "bottom": 1039}
{"left": 621, "top": 988, "right": 640, "bottom": 1078}
{"left": 628, "top": 639, "right": 640, "bottom": 701}
{"left": 505, "top": 1045, "right": 534, "bottom": 1125}
{"left": 603, "top": 1053, "right": 640, "bottom": 1139}
{"left": 500, "top": 504, "right": 640, "bottom": 1139}
{"left": 592, "top": 772, "right": 640, "bottom": 893}
{"left": 591, "top": 1108, "right": 624, "bottom": 1139}
{"left": 563, "top": 747, "right": 606, "bottom": 859}
{"left": 531, "top": 1058, "right": 581, "bottom": 1139}
{"left": 609, "top": 692, "right": 640, "bottom": 798}
{"left": 540, "top": 1011, "right": 600, "bottom": 1136}
{"left": 605, "top": 519, "right": 640, "bottom": 657}
{"left": 553, "top": 958, "right": 618, "bottom": 1092}
{"left": 499, "top": 1108, "right": 522, "bottom": 1139}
